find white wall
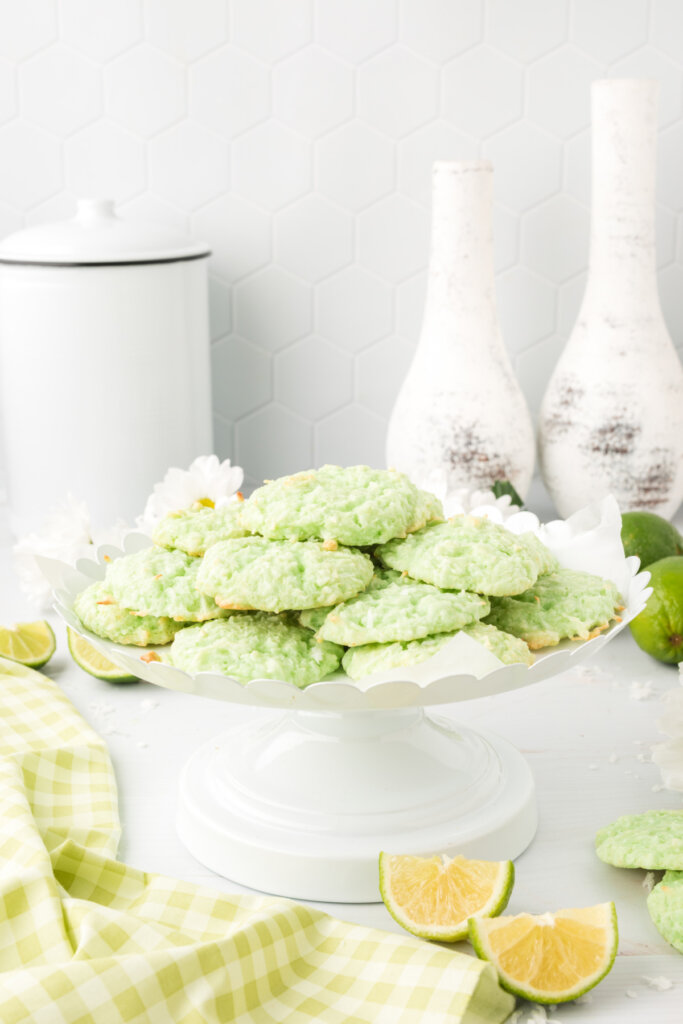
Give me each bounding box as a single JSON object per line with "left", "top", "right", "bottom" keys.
{"left": 1, "top": 0, "right": 682, "bottom": 486}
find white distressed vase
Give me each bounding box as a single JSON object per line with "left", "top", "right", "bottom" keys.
{"left": 386, "top": 160, "right": 535, "bottom": 497}
{"left": 539, "top": 79, "right": 683, "bottom": 518}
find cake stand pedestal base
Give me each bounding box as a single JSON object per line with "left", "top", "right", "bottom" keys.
{"left": 176, "top": 707, "right": 537, "bottom": 903}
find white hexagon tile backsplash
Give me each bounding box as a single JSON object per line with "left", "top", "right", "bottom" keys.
{"left": 1, "top": 0, "right": 683, "bottom": 486}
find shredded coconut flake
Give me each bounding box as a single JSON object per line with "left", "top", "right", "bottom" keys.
{"left": 642, "top": 871, "right": 656, "bottom": 893}
{"left": 140, "top": 699, "right": 159, "bottom": 713}
{"left": 625, "top": 989, "right": 638, "bottom": 999}
{"left": 642, "top": 976, "right": 673, "bottom": 991}
{"left": 608, "top": 752, "right": 619, "bottom": 763}
{"left": 630, "top": 680, "right": 654, "bottom": 701}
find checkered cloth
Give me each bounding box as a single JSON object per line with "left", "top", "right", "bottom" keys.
{"left": 0, "top": 657, "right": 514, "bottom": 1023}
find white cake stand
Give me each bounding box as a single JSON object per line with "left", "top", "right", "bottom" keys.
{"left": 45, "top": 498, "right": 650, "bottom": 903}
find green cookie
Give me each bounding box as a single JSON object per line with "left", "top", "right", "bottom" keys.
{"left": 596, "top": 810, "right": 683, "bottom": 870}
{"left": 486, "top": 569, "right": 622, "bottom": 649}
{"left": 73, "top": 580, "right": 185, "bottom": 646}
{"left": 152, "top": 501, "right": 249, "bottom": 556}
{"left": 463, "top": 621, "right": 534, "bottom": 667}
{"left": 106, "top": 547, "right": 225, "bottom": 622}
{"left": 241, "top": 465, "right": 442, "bottom": 546}
{"left": 377, "top": 515, "right": 557, "bottom": 596}
{"left": 196, "top": 537, "right": 374, "bottom": 612}
{"left": 170, "top": 613, "right": 343, "bottom": 687}
{"left": 647, "top": 871, "right": 683, "bottom": 953}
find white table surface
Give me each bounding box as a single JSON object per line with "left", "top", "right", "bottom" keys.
{"left": 2, "top": 490, "right": 682, "bottom": 1023}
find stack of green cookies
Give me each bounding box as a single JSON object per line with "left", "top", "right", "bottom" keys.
{"left": 73, "top": 464, "right": 624, "bottom": 688}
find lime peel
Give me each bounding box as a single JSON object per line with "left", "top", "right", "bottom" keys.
{"left": 0, "top": 620, "right": 56, "bottom": 668}
{"left": 67, "top": 627, "right": 137, "bottom": 683}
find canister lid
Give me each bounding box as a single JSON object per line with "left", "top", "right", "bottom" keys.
{"left": 0, "top": 199, "right": 210, "bottom": 266}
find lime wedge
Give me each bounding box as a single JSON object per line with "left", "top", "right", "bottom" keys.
{"left": 379, "top": 851, "right": 514, "bottom": 942}
{"left": 468, "top": 902, "right": 618, "bottom": 1004}
{"left": 67, "top": 627, "right": 137, "bottom": 683}
{"left": 0, "top": 620, "right": 56, "bottom": 668}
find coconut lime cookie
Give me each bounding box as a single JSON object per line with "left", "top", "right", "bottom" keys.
{"left": 463, "top": 622, "right": 534, "bottom": 666}
{"left": 73, "top": 580, "right": 185, "bottom": 646}
{"left": 106, "top": 547, "right": 225, "bottom": 622}
{"left": 241, "top": 465, "right": 442, "bottom": 546}
{"left": 595, "top": 810, "right": 683, "bottom": 870}
{"left": 310, "top": 568, "right": 490, "bottom": 646}
{"left": 170, "top": 613, "right": 343, "bottom": 686}
{"left": 485, "top": 568, "right": 622, "bottom": 649}
{"left": 647, "top": 871, "right": 683, "bottom": 953}
{"left": 377, "top": 515, "right": 557, "bottom": 596}
{"left": 152, "top": 500, "right": 249, "bottom": 557}
{"left": 196, "top": 537, "right": 374, "bottom": 612}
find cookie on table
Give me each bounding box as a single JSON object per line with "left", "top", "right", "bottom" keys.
{"left": 485, "top": 568, "right": 622, "bottom": 649}
{"left": 196, "top": 536, "right": 374, "bottom": 612}
{"left": 73, "top": 580, "right": 185, "bottom": 646}
{"left": 310, "top": 568, "right": 490, "bottom": 646}
{"left": 170, "top": 612, "right": 343, "bottom": 687}
{"left": 377, "top": 515, "right": 557, "bottom": 596}
{"left": 647, "top": 871, "right": 683, "bottom": 953}
{"left": 152, "top": 500, "right": 249, "bottom": 557}
{"left": 341, "top": 621, "right": 533, "bottom": 680}
{"left": 106, "top": 547, "right": 225, "bottom": 622}
{"left": 241, "top": 464, "right": 443, "bottom": 546}
{"left": 595, "top": 810, "right": 683, "bottom": 870}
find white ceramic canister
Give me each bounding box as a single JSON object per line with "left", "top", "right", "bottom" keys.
{"left": 0, "top": 199, "right": 213, "bottom": 532}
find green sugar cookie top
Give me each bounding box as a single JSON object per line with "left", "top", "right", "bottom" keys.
{"left": 241, "top": 465, "right": 443, "bottom": 545}
{"left": 647, "top": 871, "right": 683, "bottom": 953}
{"left": 170, "top": 613, "right": 343, "bottom": 687}
{"left": 377, "top": 515, "right": 557, "bottom": 596}
{"left": 106, "top": 547, "right": 226, "bottom": 622}
{"left": 596, "top": 810, "right": 683, "bottom": 870}
{"left": 462, "top": 621, "right": 534, "bottom": 666}
{"left": 196, "top": 536, "right": 374, "bottom": 612}
{"left": 485, "top": 568, "right": 622, "bottom": 649}
{"left": 152, "top": 500, "right": 249, "bottom": 557}
{"left": 74, "top": 580, "right": 185, "bottom": 646}
{"left": 313, "top": 568, "right": 490, "bottom": 646}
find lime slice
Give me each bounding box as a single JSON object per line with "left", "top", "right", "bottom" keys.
{"left": 0, "top": 620, "right": 56, "bottom": 668}
{"left": 67, "top": 627, "right": 138, "bottom": 683}
{"left": 379, "top": 851, "right": 514, "bottom": 941}
{"left": 468, "top": 902, "right": 618, "bottom": 1004}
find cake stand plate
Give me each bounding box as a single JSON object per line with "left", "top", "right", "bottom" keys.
{"left": 176, "top": 707, "right": 537, "bottom": 903}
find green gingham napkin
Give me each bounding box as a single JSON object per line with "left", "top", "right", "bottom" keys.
{"left": 0, "top": 656, "right": 514, "bottom": 1023}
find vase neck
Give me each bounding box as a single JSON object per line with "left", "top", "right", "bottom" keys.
{"left": 586, "top": 79, "right": 659, "bottom": 313}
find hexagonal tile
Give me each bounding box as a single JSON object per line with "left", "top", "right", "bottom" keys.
{"left": 522, "top": 196, "right": 589, "bottom": 283}
{"left": 610, "top": 50, "right": 683, "bottom": 129}
{"left": 493, "top": 206, "right": 519, "bottom": 272}
{"left": 0, "top": 60, "right": 16, "bottom": 124}
{"left": 358, "top": 47, "right": 438, "bottom": 139}
{"left": 396, "top": 273, "right": 426, "bottom": 341}
{"left": 314, "top": 404, "right": 386, "bottom": 467}
{"left": 0, "top": 202, "right": 23, "bottom": 237}
{"left": 234, "top": 267, "right": 311, "bottom": 351}
{"left": 212, "top": 336, "right": 271, "bottom": 420}
{"left": 528, "top": 47, "right": 601, "bottom": 139}
{"left": 0, "top": 122, "right": 61, "bottom": 207}
{"left": 488, "top": 0, "right": 566, "bottom": 61}
{"left": 483, "top": 123, "right": 561, "bottom": 212}
{"left": 61, "top": 0, "right": 142, "bottom": 61}
{"left": 213, "top": 413, "right": 234, "bottom": 462}
{"left": 118, "top": 192, "right": 189, "bottom": 233}
{"left": 399, "top": 0, "right": 482, "bottom": 61}
{"left": 232, "top": 122, "right": 312, "bottom": 211}
{"left": 557, "top": 273, "right": 587, "bottom": 337}
{"left": 317, "top": 267, "right": 394, "bottom": 353}
{"left": 398, "top": 121, "right": 479, "bottom": 207}
{"left": 20, "top": 45, "right": 101, "bottom": 135}
{"left": 0, "top": 0, "right": 57, "bottom": 60}
{"left": 106, "top": 45, "right": 185, "bottom": 137}
{"left": 515, "top": 335, "right": 564, "bottom": 416}
{"left": 564, "top": 130, "right": 590, "bottom": 206}
{"left": 652, "top": 0, "right": 683, "bottom": 61}
{"left": 66, "top": 122, "right": 145, "bottom": 203}
{"left": 658, "top": 122, "right": 683, "bottom": 212}
{"left": 317, "top": 123, "right": 394, "bottom": 212}
{"left": 496, "top": 268, "right": 557, "bottom": 354}
{"left": 275, "top": 337, "right": 353, "bottom": 420}
{"left": 357, "top": 336, "right": 415, "bottom": 416}
{"left": 274, "top": 47, "right": 353, "bottom": 138}
{"left": 236, "top": 405, "right": 312, "bottom": 482}
{"left": 190, "top": 48, "right": 270, "bottom": 140}
{"left": 358, "top": 195, "right": 429, "bottom": 283}
{"left": 233, "top": 0, "right": 312, "bottom": 62}
{"left": 146, "top": 0, "right": 228, "bottom": 60}
{"left": 192, "top": 197, "right": 271, "bottom": 283}
{"left": 24, "top": 192, "right": 77, "bottom": 225}
{"left": 315, "top": 0, "right": 397, "bottom": 63}
{"left": 149, "top": 122, "right": 228, "bottom": 209}
{"left": 208, "top": 276, "right": 232, "bottom": 341}
{"left": 275, "top": 197, "right": 353, "bottom": 282}
{"left": 442, "top": 47, "right": 523, "bottom": 139}
{"left": 572, "top": 0, "right": 648, "bottom": 63}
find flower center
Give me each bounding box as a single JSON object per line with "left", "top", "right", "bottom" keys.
{"left": 196, "top": 497, "right": 215, "bottom": 509}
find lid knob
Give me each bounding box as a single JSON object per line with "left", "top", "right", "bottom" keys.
{"left": 75, "top": 198, "right": 117, "bottom": 226}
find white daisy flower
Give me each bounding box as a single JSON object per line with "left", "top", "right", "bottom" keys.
{"left": 422, "top": 468, "right": 517, "bottom": 521}
{"left": 137, "top": 454, "right": 244, "bottom": 532}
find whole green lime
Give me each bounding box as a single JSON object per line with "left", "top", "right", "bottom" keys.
{"left": 621, "top": 511, "right": 683, "bottom": 570}
{"left": 630, "top": 556, "right": 683, "bottom": 664}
